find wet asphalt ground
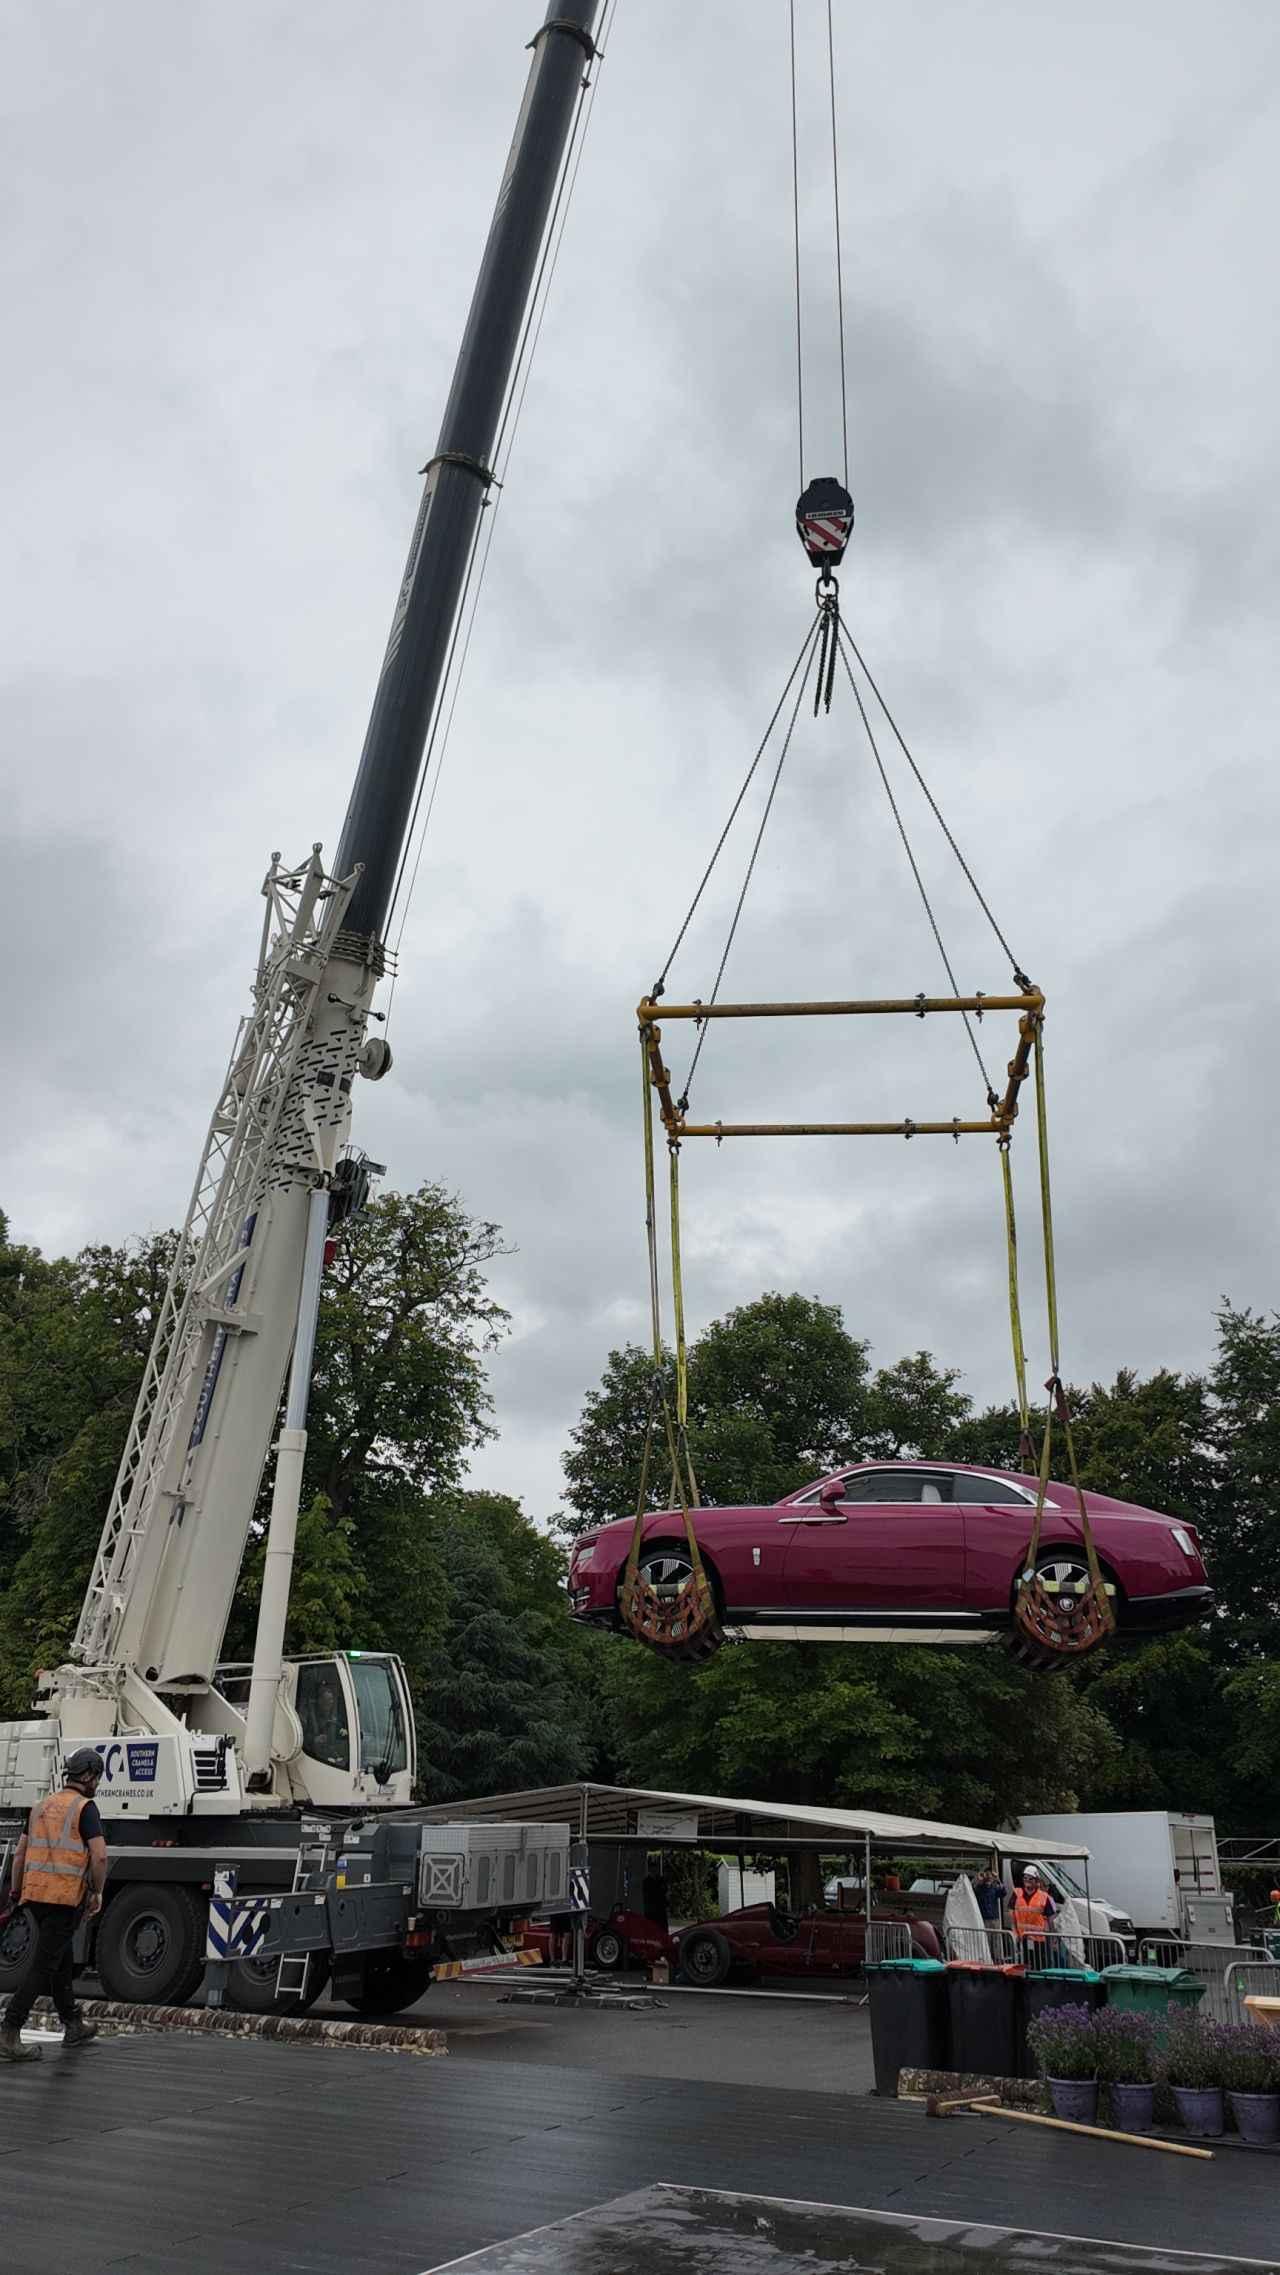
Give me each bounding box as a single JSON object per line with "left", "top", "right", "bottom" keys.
{"left": 2, "top": 1986, "right": 1276, "bottom": 2274}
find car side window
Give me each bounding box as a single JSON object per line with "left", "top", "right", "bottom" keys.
{"left": 840, "top": 1471, "right": 955, "bottom": 1505}
{"left": 949, "top": 1473, "right": 1033, "bottom": 1505}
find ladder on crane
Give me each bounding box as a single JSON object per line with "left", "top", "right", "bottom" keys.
{"left": 274, "top": 1827, "right": 331, "bottom": 2006}
{"left": 72, "top": 852, "right": 356, "bottom": 1673}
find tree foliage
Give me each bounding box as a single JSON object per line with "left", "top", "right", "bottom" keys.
{"left": 2, "top": 1182, "right": 1276, "bottom": 1834}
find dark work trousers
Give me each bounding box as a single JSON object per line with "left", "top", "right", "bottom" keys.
{"left": 3, "top": 1902, "right": 82, "bottom": 2030}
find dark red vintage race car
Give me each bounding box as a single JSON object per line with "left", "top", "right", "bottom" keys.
{"left": 519, "top": 1907, "right": 676, "bottom": 1971}
{"left": 676, "top": 1901, "right": 941, "bottom": 1986}
{"left": 567, "top": 1460, "right": 1212, "bottom": 1645}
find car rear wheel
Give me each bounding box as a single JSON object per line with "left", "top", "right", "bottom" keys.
{"left": 679, "top": 1926, "right": 733, "bottom": 1987}
{"left": 592, "top": 1927, "right": 626, "bottom": 1971}
{"left": 1006, "top": 1551, "right": 1121, "bottom": 1672}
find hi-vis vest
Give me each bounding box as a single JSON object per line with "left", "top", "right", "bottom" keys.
{"left": 22, "top": 1788, "right": 90, "bottom": 1906}
{"left": 1012, "top": 1886, "right": 1052, "bottom": 1939}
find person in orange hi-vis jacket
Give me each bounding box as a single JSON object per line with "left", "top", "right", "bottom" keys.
{"left": 1, "top": 1747, "right": 109, "bottom": 2062}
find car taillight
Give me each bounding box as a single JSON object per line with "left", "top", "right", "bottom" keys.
{"left": 1170, "top": 1526, "right": 1197, "bottom": 1560}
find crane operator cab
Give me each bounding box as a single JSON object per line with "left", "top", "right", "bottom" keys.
{"left": 214, "top": 1651, "right": 415, "bottom": 1809}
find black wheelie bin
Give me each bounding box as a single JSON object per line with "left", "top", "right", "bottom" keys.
{"left": 867, "top": 1959, "right": 949, "bottom": 2096}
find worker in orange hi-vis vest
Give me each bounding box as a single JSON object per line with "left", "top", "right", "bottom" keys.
{"left": 1, "top": 1748, "right": 109, "bottom": 2062}
{"left": 1011, "top": 1864, "right": 1057, "bottom": 1957}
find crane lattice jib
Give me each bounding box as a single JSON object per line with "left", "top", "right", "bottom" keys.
{"left": 72, "top": 851, "right": 354, "bottom": 1671}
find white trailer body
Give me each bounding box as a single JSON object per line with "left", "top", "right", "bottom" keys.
{"left": 1016, "top": 1811, "right": 1233, "bottom": 1942}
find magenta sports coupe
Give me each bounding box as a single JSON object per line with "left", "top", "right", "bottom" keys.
{"left": 566, "top": 1462, "right": 1213, "bottom": 1645}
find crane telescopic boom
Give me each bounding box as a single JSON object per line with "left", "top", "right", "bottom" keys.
{"left": 16, "top": 0, "right": 601, "bottom": 1813}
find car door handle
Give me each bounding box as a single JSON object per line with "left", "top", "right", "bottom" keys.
{"left": 799, "top": 1514, "right": 848, "bottom": 1526}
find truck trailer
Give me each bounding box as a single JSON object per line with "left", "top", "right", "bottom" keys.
{"left": 1015, "top": 1811, "right": 1234, "bottom": 1945}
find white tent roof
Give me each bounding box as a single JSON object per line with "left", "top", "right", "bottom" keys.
{"left": 419, "top": 1780, "right": 1090, "bottom": 1859}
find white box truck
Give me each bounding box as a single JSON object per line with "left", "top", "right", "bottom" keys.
{"left": 1016, "top": 1812, "right": 1235, "bottom": 1944}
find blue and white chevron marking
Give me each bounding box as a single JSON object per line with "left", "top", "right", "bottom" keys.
{"left": 568, "top": 1867, "right": 590, "bottom": 1914}
{"left": 206, "top": 1870, "right": 270, "bottom": 1960}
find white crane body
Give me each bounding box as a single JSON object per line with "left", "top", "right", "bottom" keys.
{"left": 0, "top": 0, "right": 598, "bottom": 2011}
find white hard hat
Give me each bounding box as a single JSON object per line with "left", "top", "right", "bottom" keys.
{"left": 1023, "top": 1865, "right": 1041, "bottom": 1880}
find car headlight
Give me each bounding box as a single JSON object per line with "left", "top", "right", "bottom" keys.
{"left": 1170, "top": 1526, "right": 1195, "bottom": 1558}
{"left": 1113, "top": 1918, "right": 1135, "bottom": 1937}
{"left": 572, "top": 1544, "right": 596, "bottom": 1571}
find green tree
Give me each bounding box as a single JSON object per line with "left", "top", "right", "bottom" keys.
{"left": 865, "top": 1351, "right": 970, "bottom": 1458}
{"left": 305, "top": 1181, "right": 509, "bottom": 1518}
{"left": 688, "top": 1293, "right": 870, "bottom": 1492}
{"left": 560, "top": 1343, "right": 664, "bottom": 1537}
{"left": 413, "top": 1490, "right": 603, "bottom": 1800}
{"left": 0, "top": 1228, "right": 176, "bottom": 1712}
{"left": 600, "top": 1634, "right": 1117, "bottom": 1827}
{"left": 1204, "top": 1302, "right": 1280, "bottom": 1655}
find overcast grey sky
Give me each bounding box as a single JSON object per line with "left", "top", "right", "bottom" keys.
{"left": 4, "top": 1, "right": 1278, "bottom": 1522}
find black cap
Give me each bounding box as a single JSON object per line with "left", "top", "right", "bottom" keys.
{"left": 64, "top": 1747, "right": 103, "bottom": 1784}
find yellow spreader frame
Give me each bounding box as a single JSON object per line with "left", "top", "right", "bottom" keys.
{"left": 620, "top": 986, "right": 1115, "bottom": 1671}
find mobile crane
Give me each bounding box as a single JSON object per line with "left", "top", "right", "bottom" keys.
{"left": 0, "top": 0, "right": 598, "bottom": 2014}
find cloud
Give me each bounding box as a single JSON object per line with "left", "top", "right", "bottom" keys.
{"left": 3, "top": 0, "right": 1277, "bottom": 1532}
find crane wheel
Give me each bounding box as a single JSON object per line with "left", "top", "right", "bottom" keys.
{"left": 95, "top": 1884, "right": 206, "bottom": 2006}
{"left": 0, "top": 1904, "right": 36, "bottom": 1996}
{"left": 224, "top": 1951, "right": 330, "bottom": 2014}
{"left": 344, "top": 1951, "right": 435, "bottom": 2018}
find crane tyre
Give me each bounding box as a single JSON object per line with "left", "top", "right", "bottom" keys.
{"left": 345, "top": 1951, "right": 435, "bottom": 2018}
{"left": 0, "top": 1904, "right": 37, "bottom": 1996}
{"left": 677, "top": 1926, "right": 733, "bottom": 1987}
{"left": 224, "top": 1951, "right": 330, "bottom": 2014}
{"left": 96, "top": 1883, "right": 206, "bottom": 2006}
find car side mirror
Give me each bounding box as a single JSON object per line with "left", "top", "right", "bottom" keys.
{"left": 818, "top": 1479, "right": 844, "bottom": 1508}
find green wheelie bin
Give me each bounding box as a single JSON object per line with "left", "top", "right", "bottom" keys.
{"left": 1102, "top": 1964, "right": 1205, "bottom": 2041}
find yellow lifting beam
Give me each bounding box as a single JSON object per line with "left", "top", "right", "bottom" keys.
{"left": 622, "top": 983, "right": 1114, "bottom": 1672}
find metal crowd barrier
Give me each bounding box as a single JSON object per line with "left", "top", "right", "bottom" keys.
{"left": 1139, "top": 1939, "right": 1271, "bottom": 2025}
{"left": 944, "top": 1926, "right": 1019, "bottom": 1966}
{"left": 1222, "top": 1957, "right": 1280, "bottom": 2025}
{"left": 865, "top": 1921, "right": 914, "bottom": 1964}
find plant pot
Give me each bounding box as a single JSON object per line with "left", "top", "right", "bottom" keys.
{"left": 1108, "top": 2081, "right": 1155, "bottom": 2133}
{"left": 1047, "top": 2076, "right": 1099, "bottom": 2125}
{"left": 1171, "top": 2084, "right": 1224, "bottom": 2138}
{"left": 1228, "top": 2091, "right": 1280, "bottom": 2147}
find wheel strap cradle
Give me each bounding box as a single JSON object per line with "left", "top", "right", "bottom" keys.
{"left": 618, "top": 1031, "right": 722, "bottom": 1664}
{"left": 1007, "top": 1020, "right": 1115, "bottom": 1669}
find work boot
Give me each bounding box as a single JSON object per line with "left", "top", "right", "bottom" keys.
{"left": 61, "top": 2018, "right": 98, "bottom": 2049}
{"left": 0, "top": 2026, "right": 41, "bottom": 2063}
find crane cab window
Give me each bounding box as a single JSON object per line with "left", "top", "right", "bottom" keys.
{"left": 296, "top": 1661, "right": 351, "bottom": 1770}
{"left": 349, "top": 1656, "right": 408, "bottom": 1778}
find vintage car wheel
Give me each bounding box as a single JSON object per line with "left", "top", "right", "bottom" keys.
{"left": 592, "top": 1926, "right": 627, "bottom": 1971}
{"left": 678, "top": 1926, "right": 733, "bottom": 1987}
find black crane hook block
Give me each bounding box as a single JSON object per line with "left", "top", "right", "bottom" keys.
{"left": 796, "top": 475, "right": 854, "bottom": 571}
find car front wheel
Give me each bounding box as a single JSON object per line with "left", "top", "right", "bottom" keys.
{"left": 678, "top": 1927, "right": 733, "bottom": 1987}
{"left": 592, "top": 1927, "right": 626, "bottom": 1971}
